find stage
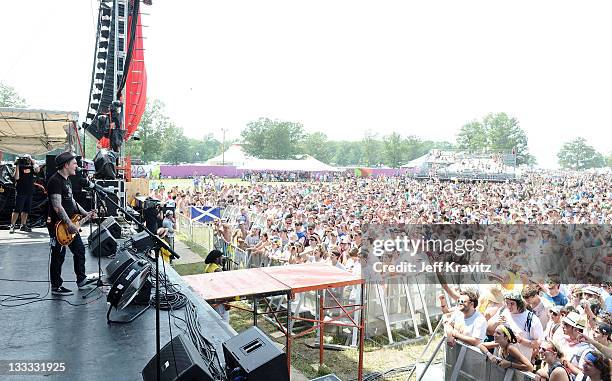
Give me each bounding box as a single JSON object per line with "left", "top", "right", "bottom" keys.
{"left": 0, "top": 226, "right": 235, "bottom": 381}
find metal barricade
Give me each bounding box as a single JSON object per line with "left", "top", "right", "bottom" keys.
{"left": 176, "top": 213, "right": 214, "bottom": 254}
{"left": 444, "top": 343, "right": 536, "bottom": 381}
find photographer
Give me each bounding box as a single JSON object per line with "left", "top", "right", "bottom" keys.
{"left": 10, "top": 154, "right": 39, "bottom": 233}
{"left": 162, "top": 210, "right": 175, "bottom": 250}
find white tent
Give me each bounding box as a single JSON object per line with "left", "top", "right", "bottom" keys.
{"left": 238, "top": 155, "right": 341, "bottom": 172}
{"left": 205, "top": 143, "right": 250, "bottom": 166}
{"left": 401, "top": 154, "right": 429, "bottom": 168}
{"left": 0, "top": 108, "right": 79, "bottom": 155}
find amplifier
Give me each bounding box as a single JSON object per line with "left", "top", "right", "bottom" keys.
{"left": 94, "top": 179, "right": 126, "bottom": 217}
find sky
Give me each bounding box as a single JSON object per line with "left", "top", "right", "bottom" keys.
{"left": 1, "top": 0, "right": 611, "bottom": 168}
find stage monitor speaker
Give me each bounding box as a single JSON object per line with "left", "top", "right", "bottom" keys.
{"left": 90, "top": 216, "right": 121, "bottom": 239}
{"left": 89, "top": 227, "right": 117, "bottom": 257}
{"left": 132, "top": 230, "right": 155, "bottom": 251}
{"left": 105, "top": 250, "right": 135, "bottom": 283}
{"left": 223, "top": 326, "right": 288, "bottom": 381}
{"left": 142, "top": 334, "right": 215, "bottom": 381}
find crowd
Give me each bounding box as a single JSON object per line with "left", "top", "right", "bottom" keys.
{"left": 147, "top": 171, "right": 611, "bottom": 379}
{"left": 240, "top": 171, "right": 340, "bottom": 183}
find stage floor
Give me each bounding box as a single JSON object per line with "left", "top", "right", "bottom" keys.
{"left": 0, "top": 226, "right": 235, "bottom": 381}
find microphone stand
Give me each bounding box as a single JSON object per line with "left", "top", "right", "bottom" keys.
{"left": 83, "top": 189, "right": 109, "bottom": 299}
{"left": 88, "top": 187, "right": 180, "bottom": 381}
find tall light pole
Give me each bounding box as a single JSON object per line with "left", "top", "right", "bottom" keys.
{"left": 221, "top": 128, "right": 228, "bottom": 165}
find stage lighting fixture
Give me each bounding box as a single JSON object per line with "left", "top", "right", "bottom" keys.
{"left": 93, "top": 93, "right": 101, "bottom": 101}
{"left": 97, "top": 52, "right": 107, "bottom": 60}
{"left": 95, "top": 83, "right": 103, "bottom": 90}
{"left": 101, "top": 18, "right": 111, "bottom": 28}
{"left": 86, "top": 113, "right": 95, "bottom": 120}
{"left": 97, "top": 62, "right": 106, "bottom": 70}
{"left": 90, "top": 102, "right": 99, "bottom": 110}
{"left": 98, "top": 41, "right": 109, "bottom": 49}
{"left": 107, "top": 258, "right": 150, "bottom": 309}
{"left": 95, "top": 72, "right": 105, "bottom": 80}
{"left": 101, "top": 29, "right": 110, "bottom": 39}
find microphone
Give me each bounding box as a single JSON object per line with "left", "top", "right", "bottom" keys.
{"left": 78, "top": 178, "right": 115, "bottom": 194}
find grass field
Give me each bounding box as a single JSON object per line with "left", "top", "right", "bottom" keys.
{"left": 228, "top": 301, "right": 444, "bottom": 380}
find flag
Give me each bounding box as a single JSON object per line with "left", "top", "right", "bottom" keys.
{"left": 190, "top": 206, "right": 221, "bottom": 222}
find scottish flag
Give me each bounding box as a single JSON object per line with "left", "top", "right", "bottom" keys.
{"left": 190, "top": 206, "right": 221, "bottom": 222}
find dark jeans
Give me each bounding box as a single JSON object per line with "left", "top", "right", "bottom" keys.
{"left": 49, "top": 232, "right": 87, "bottom": 288}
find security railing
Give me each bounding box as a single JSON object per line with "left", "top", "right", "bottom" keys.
{"left": 176, "top": 213, "right": 214, "bottom": 254}
{"left": 444, "top": 342, "right": 537, "bottom": 381}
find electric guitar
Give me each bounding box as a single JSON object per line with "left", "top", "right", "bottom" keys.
{"left": 55, "top": 212, "right": 95, "bottom": 246}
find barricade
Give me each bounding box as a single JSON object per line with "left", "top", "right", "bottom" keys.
{"left": 444, "top": 343, "right": 536, "bottom": 381}
{"left": 176, "top": 213, "right": 214, "bottom": 254}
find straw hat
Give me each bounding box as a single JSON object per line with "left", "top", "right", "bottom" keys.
{"left": 562, "top": 312, "right": 586, "bottom": 330}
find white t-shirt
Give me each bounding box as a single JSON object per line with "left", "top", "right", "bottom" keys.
{"left": 495, "top": 308, "right": 544, "bottom": 359}
{"left": 557, "top": 337, "right": 592, "bottom": 371}
{"left": 451, "top": 310, "right": 488, "bottom": 341}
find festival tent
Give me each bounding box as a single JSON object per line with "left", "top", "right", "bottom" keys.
{"left": 0, "top": 108, "right": 79, "bottom": 155}
{"left": 400, "top": 154, "right": 429, "bottom": 169}
{"left": 205, "top": 144, "right": 250, "bottom": 166}
{"left": 238, "top": 155, "right": 341, "bottom": 172}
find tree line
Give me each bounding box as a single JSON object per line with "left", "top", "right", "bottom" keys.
{"left": 1, "top": 81, "right": 611, "bottom": 169}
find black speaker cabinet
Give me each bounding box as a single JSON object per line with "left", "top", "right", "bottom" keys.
{"left": 132, "top": 230, "right": 155, "bottom": 251}
{"left": 89, "top": 227, "right": 117, "bottom": 257}
{"left": 105, "top": 250, "right": 135, "bottom": 283}
{"left": 142, "top": 334, "right": 214, "bottom": 381}
{"left": 223, "top": 326, "right": 288, "bottom": 381}
{"left": 90, "top": 216, "right": 121, "bottom": 240}
{"left": 45, "top": 155, "right": 57, "bottom": 181}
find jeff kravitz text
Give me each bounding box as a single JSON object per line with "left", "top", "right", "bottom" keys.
{"left": 372, "top": 261, "right": 492, "bottom": 274}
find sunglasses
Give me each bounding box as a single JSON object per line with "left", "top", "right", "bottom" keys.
{"left": 538, "top": 347, "right": 555, "bottom": 354}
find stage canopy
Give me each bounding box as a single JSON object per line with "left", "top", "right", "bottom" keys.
{"left": 0, "top": 107, "right": 78, "bottom": 155}
{"left": 238, "top": 154, "right": 341, "bottom": 172}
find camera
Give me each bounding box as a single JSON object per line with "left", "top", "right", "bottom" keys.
{"left": 16, "top": 157, "right": 31, "bottom": 166}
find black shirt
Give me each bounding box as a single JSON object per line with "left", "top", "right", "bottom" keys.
{"left": 47, "top": 172, "right": 78, "bottom": 225}
{"left": 15, "top": 165, "right": 35, "bottom": 195}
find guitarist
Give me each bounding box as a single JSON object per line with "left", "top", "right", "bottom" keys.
{"left": 47, "top": 152, "right": 98, "bottom": 296}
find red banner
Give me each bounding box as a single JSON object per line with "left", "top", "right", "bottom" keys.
{"left": 99, "top": 11, "right": 146, "bottom": 149}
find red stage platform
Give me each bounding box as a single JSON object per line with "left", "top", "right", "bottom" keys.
{"left": 183, "top": 262, "right": 366, "bottom": 380}
{"left": 184, "top": 262, "right": 363, "bottom": 302}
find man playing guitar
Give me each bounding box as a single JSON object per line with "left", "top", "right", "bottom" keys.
{"left": 47, "top": 151, "right": 98, "bottom": 296}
